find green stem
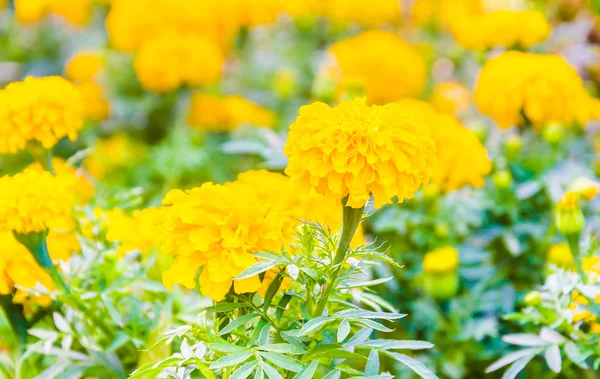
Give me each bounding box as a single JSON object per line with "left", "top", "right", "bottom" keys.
{"left": 0, "top": 295, "right": 28, "bottom": 347}
{"left": 566, "top": 233, "right": 586, "bottom": 284}
{"left": 313, "top": 197, "right": 364, "bottom": 317}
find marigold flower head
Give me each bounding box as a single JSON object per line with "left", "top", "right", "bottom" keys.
{"left": 320, "top": 0, "right": 402, "bottom": 27}
{"left": 76, "top": 81, "right": 110, "bottom": 122}
{"left": 46, "top": 230, "right": 80, "bottom": 262}
{"left": 84, "top": 133, "right": 147, "bottom": 179}
{"left": 106, "top": 207, "right": 163, "bottom": 256}
{"left": 134, "top": 32, "right": 224, "bottom": 93}
{"left": 15, "top": 0, "right": 93, "bottom": 26}
{"left": 285, "top": 98, "right": 436, "bottom": 208}
{"left": 0, "top": 76, "right": 84, "bottom": 154}
{"left": 160, "top": 180, "right": 296, "bottom": 301}
{"left": 326, "top": 31, "right": 426, "bottom": 104}
{"left": 64, "top": 51, "right": 104, "bottom": 82}
{"left": 429, "top": 82, "right": 471, "bottom": 116}
{"left": 395, "top": 99, "right": 491, "bottom": 192}
{"left": 0, "top": 169, "right": 76, "bottom": 235}
{"left": 474, "top": 52, "right": 598, "bottom": 128}
{"left": 29, "top": 157, "right": 94, "bottom": 204}
{"left": 423, "top": 246, "right": 459, "bottom": 273}
{"left": 547, "top": 242, "right": 574, "bottom": 269}
{"left": 187, "top": 93, "right": 275, "bottom": 132}
{"left": 0, "top": 231, "right": 54, "bottom": 306}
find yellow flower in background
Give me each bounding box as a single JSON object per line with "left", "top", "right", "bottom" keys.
{"left": 569, "top": 177, "right": 600, "bottom": 201}
{"left": 429, "top": 82, "right": 472, "bottom": 116}
{"left": 29, "top": 157, "right": 94, "bottom": 204}
{"left": 0, "top": 169, "right": 76, "bottom": 235}
{"left": 65, "top": 51, "right": 104, "bottom": 82}
{"left": 0, "top": 232, "right": 55, "bottom": 306}
{"left": 326, "top": 31, "right": 426, "bottom": 104}
{"left": 15, "top": 0, "right": 93, "bottom": 26}
{"left": 134, "top": 33, "right": 224, "bottom": 93}
{"left": 423, "top": 246, "right": 459, "bottom": 273}
{"left": 76, "top": 81, "right": 110, "bottom": 122}
{"left": 160, "top": 180, "right": 295, "bottom": 301}
{"left": 46, "top": 230, "right": 80, "bottom": 262}
{"left": 84, "top": 133, "right": 147, "bottom": 179}
{"left": 0, "top": 76, "right": 84, "bottom": 154}
{"left": 320, "top": 0, "right": 402, "bottom": 27}
{"left": 547, "top": 242, "right": 574, "bottom": 269}
{"left": 106, "top": 207, "right": 162, "bottom": 256}
{"left": 187, "top": 93, "right": 275, "bottom": 132}
{"left": 475, "top": 52, "right": 598, "bottom": 129}
{"left": 395, "top": 99, "right": 491, "bottom": 192}
{"left": 284, "top": 98, "right": 436, "bottom": 208}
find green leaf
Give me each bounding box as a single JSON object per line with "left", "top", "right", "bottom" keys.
{"left": 205, "top": 303, "right": 250, "bottom": 313}
{"left": 352, "top": 319, "right": 393, "bottom": 333}
{"left": 208, "top": 342, "right": 247, "bottom": 353}
{"left": 346, "top": 277, "right": 393, "bottom": 288}
{"left": 297, "top": 316, "right": 333, "bottom": 336}
{"left": 365, "top": 349, "right": 379, "bottom": 376}
{"left": 234, "top": 261, "right": 279, "bottom": 280}
{"left": 209, "top": 352, "right": 254, "bottom": 370}
{"left": 260, "top": 352, "right": 303, "bottom": 372}
{"left": 230, "top": 361, "right": 257, "bottom": 379}
{"left": 128, "top": 356, "right": 184, "bottom": 379}
{"left": 359, "top": 340, "right": 434, "bottom": 350}
{"left": 254, "top": 252, "right": 288, "bottom": 263}
{"left": 322, "top": 370, "right": 341, "bottom": 379}
{"left": 501, "top": 355, "right": 535, "bottom": 379}
{"left": 263, "top": 273, "right": 284, "bottom": 312}
{"left": 261, "top": 361, "right": 285, "bottom": 379}
{"left": 258, "top": 344, "right": 307, "bottom": 355}
{"left": 337, "top": 320, "right": 351, "bottom": 343}
{"left": 292, "top": 361, "right": 319, "bottom": 379}
{"left": 382, "top": 351, "right": 438, "bottom": 379}
{"left": 218, "top": 313, "right": 260, "bottom": 336}
{"left": 325, "top": 349, "right": 367, "bottom": 361}
{"left": 333, "top": 310, "right": 406, "bottom": 320}
{"left": 275, "top": 294, "right": 292, "bottom": 321}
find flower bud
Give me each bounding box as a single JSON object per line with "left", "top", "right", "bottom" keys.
{"left": 312, "top": 73, "right": 337, "bottom": 103}
{"left": 422, "top": 247, "right": 459, "bottom": 300}
{"left": 493, "top": 170, "right": 512, "bottom": 189}
{"left": 467, "top": 120, "right": 488, "bottom": 142}
{"left": 555, "top": 191, "right": 585, "bottom": 236}
{"left": 524, "top": 291, "right": 542, "bottom": 306}
{"left": 542, "top": 122, "right": 565, "bottom": 145}
{"left": 272, "top": 68, "right": 298, "bottom": 100}
{"left": 435, "top": 222, "right": 449, "bottom": 238}
{"left": 504, "top": 134, "right": 522, "bottom": 161}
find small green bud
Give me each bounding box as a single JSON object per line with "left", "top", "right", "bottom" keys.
{"left": 542, "top": 123, "right": 565, "bottom": 145}
{"left": 423, "top": 272, "right": 458, "bottom": 300}
{"left": 435, "top": 223, "right": 449, "bottom": 238}
{"left": 554, "top": 191, "right": 585, "bottom": 236}
{"left": 272, "top": 68, "right": 298, "bottom": 100}
{"left": 312, "top": 73, "right": 337, "bottom": 103}
{"left": 524, "top": 291, "right": 542, "bottom": 306}
{"left": 504, "top": 134, "right": 522, "bottom": 161}
{"left": 493, "top": 170, "right": 512, "bottom": 189}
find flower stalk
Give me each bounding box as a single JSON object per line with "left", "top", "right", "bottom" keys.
{"left": 313, "top": 197, "right": 364, "bottom": 317}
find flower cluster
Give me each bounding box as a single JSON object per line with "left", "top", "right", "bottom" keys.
{"left": 15, "top": 0, "right": 93, "bottom": 27}
{"left": 0, "top": 76, "right": 84, "bottom": 154}
{"left": 187, "top": 93, "right": 275, "bottom": 132}
{"left": 285, "top": 98, "right": 436, "bottom": 208}
{"left": 325, "top": 31, "right": 426, "bottom": 104}
{"left": 474, "top": 52, "right": 598, "bottom": 128}
{"left": 84, "top": 133, "right": 147, "bottom": 179}
{"left": 0, "top": 169, "right": 76, "bottom": 235}
{"left": 106, "top": 207, "right": 163, "bottom": 256}
{"left": 65, "top": 51, "right": 110, "bottom": 121}
{"left": 28, "top": 158, "right": 94, "bottom": 204}
{"left": 395, "top": 99, "right": 491, "bottom": 192}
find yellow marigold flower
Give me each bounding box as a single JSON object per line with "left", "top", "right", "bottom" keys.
{"left": 106, "top": 207, "right": 162, "bottom": 256}
{"left": 134, "top": 33, "right": 224, "bottom": 93}
{"left": 0, "top": 232, "right": 54, "bottom": 306}
{"left": 547, "top": 242, "right": 574, "bottom": 269}
{"left": 321, "top": 0, "right": 402, "bottom": 27}
{"left": 474, "top": 52, "right": 598, "bottom": 129}
{"left": 29, "top": 157, "right": 94, "bottom": 204}
{"left": 76, "top": 81, "right": 110, "bottom": 122}
{"left": 46, "top": 230, "right": 80, "bottom": 262}
{"left": 64, "top": 51, "right": 103, "bottom": 82}
{"left": 15, "top": 0, "right": 93, "bottom": 27}
{"left": 396, "top": 99, "right": 491, "bottom": 192}
{"left": 84, "top": 133, "right": 147, "bottom": 179}
{"left": 160, "top": 181, "right": 295, "bottom": 301}
{"left": 429, "top": 82, "right": 471, "bottom": 116}
{"left": 0, "top": 169, "right": 75, "bottom": 234}
{"left": 285, "top": 98, "right": 436, "bottom": 208}
{"left": 0, "top": 76, "right": 84, "bottom": 154}
{"left": 569, "top": 288, "right": 600, "bottom": 323}
{"left": 187, "top": 93, "right": 275, "bottom": 132}
{"left": 583, "top": 256, "right": 600, "bottom": 276}
{"left": 555, "top": 191, "right": 585, "bottom": 236}
{"left": 326, "top": 31, "right": 426, "bottom": 104}
{"left": 423, "top": 246, "right": 459, "bottom": 273}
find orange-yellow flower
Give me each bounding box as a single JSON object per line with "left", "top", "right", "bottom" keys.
{"left": 64, "top": 51, "right": 104, "bottom": 82}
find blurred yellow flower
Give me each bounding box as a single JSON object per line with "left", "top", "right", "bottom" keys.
{"left": 326, "top": 31, "right": 426, "bottom": 104}
{"left": 160, "top": 180, "right": 295, "bottom": 301}
{"left": 423, "top": 246, "right": 459, "bottom": 273}
{"left": 475, "top": 52, "right": 598, "bottom": 128}
{"left": 0, "top": 169, "right": 76, "bottom": 235}
{"left": 285, "top": 98, "right": 436, "bottom": 208}
{"left": 569, "top": 177, "right": 600, "bottom": 201}
{"left": 15, "top": 0, "right": 93, "bottom": 27}
{"left": 46, "top": 230, "right": 80, "bottom": 262}
{"left": 84, "top": 133, "right": 147, "bottom": 179}
{"left": 76, "top": 81, "right": 110, "bottom": 122}
{"left": 187, "top": 93, "right": 275, "bottom": 132}
{"left": 64, "top": 51, "right": 104, "bottom": 82}
{"left": 106, "top": 207, "right": 162, "bottom": 256}
{"left": 546, "top": 242, "right": 574, "bottom": 269}
{"left": 0, "top": 76, "right": 83, "bottom": 154}
{"left": 429, "top": 82, "right": 472, "bottom": 116}
{"left": 134, "top": 33, "right": 224, "bottom": 93}
{"left": 320, "top": 0, "right": 402, "bottom": 27}
{"left": 29, "top": 157, "right": 94, "bottom": 204}
{"left": 0, "top": 232, "right": 54, "bottom": 306}
{"left": 396, "top": 99, "right": 491, "bottom": 192}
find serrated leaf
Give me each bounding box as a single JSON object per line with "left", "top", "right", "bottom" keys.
{"left": 486, "top": 348, "right": 540, "bottom": 373}
{"left": 365, "top": 350, "right": 379, "bottom": 376}
{"left": 337, "top": 320, "right": 351, "bottom": 343}
{"left": 382, "top": 352, "right": 438, "bottom": 379}
{"left": 352, "top": 319, "right": 394, "bottom": 333}
{"left": 263, "top": 274, "right": 284, "bottom": 312}
{"left": 230, "top": 361, "right": 257, "bottom": 379}
{"left": 322, "top": 370, "right": 341, "bottom": 379}
{"left": 292, "top": 361, "right": 319, "bottom": 379}
{"left": 346, "top": 277, "right": 393, "bottom": 288}
{"left": 260, "top": 352, "right": 303, "bottom": 372}
{"left": 501, "top": 355, "right": 534, "bottom": 379}
{"left": 325, "top": 349, "right": 367, "bottom": 361}
{"left": 262, "top": 361, "right": 285, "bottom": 379}
{"left": 544, "top": 345, "right": 561, "bottom": 373}
{"left": 234, "top": 261, "right": 279, "bottom": 280}
{"left": 258, "top": 344, "right": 307, "bottom": 355}
{"left": 218, "top": 313, "right": 260, "bottom": 336}
{"left": 359, "top": 340, "right": 433, "bottom": 350}
{"left": 334, "top": 310, "right": 406, "bottom": 320}
{"left": 209, "top": 352, "right": 253, "bottom": 370}
{"left": 297, "top": 316, "right": 333, "bottom": 336}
